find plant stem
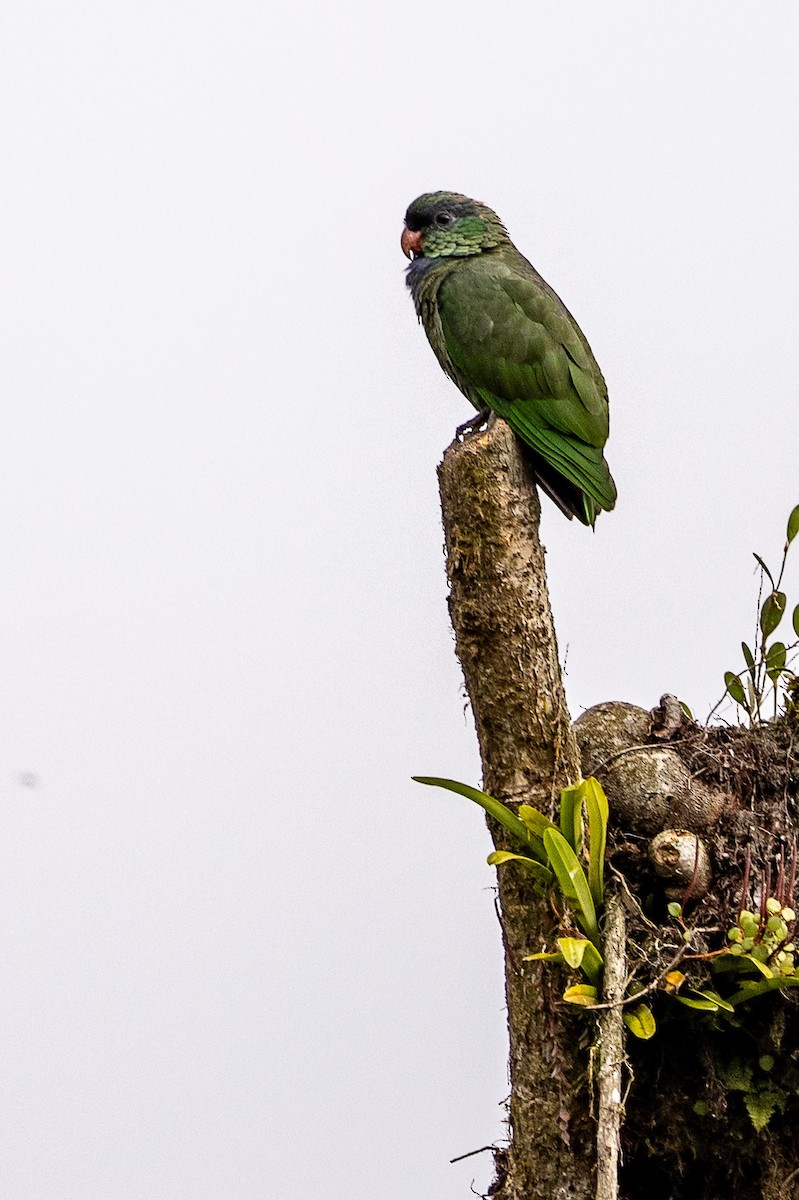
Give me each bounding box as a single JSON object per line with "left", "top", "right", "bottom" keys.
{"left": 596, "top": 888, "right": 626, "bottom": 1200}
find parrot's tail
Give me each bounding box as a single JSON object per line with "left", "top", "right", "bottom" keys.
{"left": 522, "top": 446, "right": 610, "bottom": 529}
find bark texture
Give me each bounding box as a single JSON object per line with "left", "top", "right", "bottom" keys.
{"left": 438, "top": 420, "right": 592, "bottom": 1199}
{"left": 596, "top": 890, "right": 626, "bottom": 1200}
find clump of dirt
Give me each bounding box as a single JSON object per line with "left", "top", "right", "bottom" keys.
{"left": 610, "top": 716, "right": 799, "bottom": 1199}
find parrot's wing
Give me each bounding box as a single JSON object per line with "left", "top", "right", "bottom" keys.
{"left": 438, "top": 258, "right": 617, "bottom": 514}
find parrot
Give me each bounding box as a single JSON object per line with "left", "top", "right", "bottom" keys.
{"left": 401, "top": 191, "right": 616, "bottom": 526}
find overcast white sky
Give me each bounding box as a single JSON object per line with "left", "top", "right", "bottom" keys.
{"left": 2, "top": 3, "right": 798, "bottom": 1197}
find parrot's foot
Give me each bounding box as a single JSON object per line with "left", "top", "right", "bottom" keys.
{"left": 455, "top": 409, "right": 493, "bottom": 440}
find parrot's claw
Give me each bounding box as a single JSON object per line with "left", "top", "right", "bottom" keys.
{"left": 455, "top": 409, "right": 493, "bottom": 441}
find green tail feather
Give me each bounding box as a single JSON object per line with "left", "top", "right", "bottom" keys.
{"left": 507, "top": 409, "right": 617, "bottom": 518}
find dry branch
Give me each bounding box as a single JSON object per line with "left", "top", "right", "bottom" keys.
{"left": 438, "top": 420, "right": 597, "bottom": 1200}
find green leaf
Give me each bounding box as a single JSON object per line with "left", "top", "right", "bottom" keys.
{"left": 787, "top": 504, "right": 799, "bottom": 545}
{"left": 524, "top": 950, "right": 564, "bottom": 964}
{"left": 721, "top": 1059, "right": 753, "bottom": 1090}
{"left": 678, "top": 700, "right": 694, "bottom": 720}
{"left": 725, "top": 671, "right": 747, "bottom": 707}
{"left": 713, "top": 952, "right": 757, "bottom": 976}
{"left": 765, "top": 640, "right": 787, "bottom": 683}
{"left": 674, "top": 994, "right": 721, "bottom": 1011}
{"left": 742, "top": 641, "right": 756, "bottom": 674}
{"left": 583, "top": 777, "right": 608, "bottom": 910}
{"left": 692, "top": 988, "right": 735, "bottom": 1013}
{"left": 793, "top": 603, "right": 799, "bottom": 640}
{"left": 563, "top": 983, "right": 598, "bottom": 1006}
{"left": 667, "top": 901, "right": 682, "bottom": 919}
{"left": 556, "top": 936, "right": 604, "bottom": 986}
{"left": 738, "top": 953, "right": 775, "bottom": 979}
{"left": 753, "top": 553, "right": 776, "bottom": 588}
{"left": 726, "top": 976, "right": 799, "bottom": 1006}
{"left": 744, "top": 1088, "right": 784, "bottom": 1132}
{"left": 517, "top": 804, "right": 557, "bottom": 840}
{"left": 623, "top": 1003, "right": 656, "bottom": 1039}
{"left": 558, "top": 781, "right": 584, "bottom": 853}
{"left": 760, "top": 591, "right": 787, "bottom": 637}
{"left": 543, "top": 828, "right": 600, "bottom": 946}
{"left": 413, "top": 777, "right": 546, "bottom": 863}
{"left": 487, "top": 850, "right": 552, "bottom": 884}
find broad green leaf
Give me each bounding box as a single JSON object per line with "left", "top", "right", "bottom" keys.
{"left": 667, "top": 902, "right": 682, "bottom": 919}
{"left": 738, "top": 953, "right": 775, "bottom": 979}
{"left": 793, "top": 604, "right": 799, "bottom": 639}
{"left": 674, "top": 994, "right": 721, "bottom": 1012}
{"left": 563, "top": 983, "right": 598, "bottom": 1006}
{"left": 765, "top": 641, "right": 787, "bottom": 683}
{"left": 712, "top": 953, "right": 755, "bottom": 975}
{"left": 558, "top": 781, "right": 584, "bottom": 853}
{"left": 583, "top": 777, "right": 609, "bottom": 910}
{"left": 725, "top": 671, "right": 747, "bottom": 707}
{"left": 760, "top": 591, "right": 787, "bottom": 637}
{"left": 742, "top": 641, "right": 756, "bottom": 675}
{"left": 753, "top": 553, "right": 776, "bottom": 588}
{"left": 713, "top": 951, "right": 776, "bottom": 978}
{"left": 517, "top": 804, "right": 557, "bottom": 840}
{"left": 691, "top": 988, "right": 735, "bottom": 1013}
{"left": 557, "top": 936, "right": 603, "bottom": 985}
{"left": 787, "top": 504, "right": 799, "bottom": 545}
{"left": 623, "top": 1003, "right": 656, "bottom": 1039}
{"left": 487, "top": 850, "right": 552, "bottom": 884}
{"left": 726, "top": 976, "right": 799, "bottom": 1006}
{"left": 413, "top": 777, "right": 546, "bottom": 863}
{"left": 678, "top": 700, "right": 694, "bottom": 720}
{"left": 543, "top": 828, "right": 600, "bottom": 946}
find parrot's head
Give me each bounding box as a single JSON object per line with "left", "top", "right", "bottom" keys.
{"left": 401, "top": 192, "right": 510, "bottom": 261}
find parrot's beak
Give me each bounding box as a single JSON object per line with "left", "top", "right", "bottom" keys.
{"left": 401, "top": 227, "right": 423, "bottom": 259}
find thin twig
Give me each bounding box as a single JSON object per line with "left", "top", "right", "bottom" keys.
{"left": 739, "top": 846, "right": 751, "bottom": 923}
{"left": 594, "top": 740, "right": 685, "bottom": 775}
{"left": 585, "top": 942, "right": 691, "bottom": 1012}
{"left": 450, "top": 1145, "right": 501, "bottom": 1164}
{"left": 595, "top": 889, "right": 626, "bottom": 1200}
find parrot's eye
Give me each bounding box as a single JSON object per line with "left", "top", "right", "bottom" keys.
{"left": 435, "top": 212, "right": 453, "bottom": 227}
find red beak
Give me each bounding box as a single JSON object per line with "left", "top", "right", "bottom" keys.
{"left": 401, "top": 227, "right": 423, "bottom": 259}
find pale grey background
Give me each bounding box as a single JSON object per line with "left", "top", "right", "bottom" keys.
{"left": 2, "top": 3, "right": 798, "bottom": 1197}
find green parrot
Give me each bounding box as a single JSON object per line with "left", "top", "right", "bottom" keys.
{"left": 401, "top": 191, "right": 616, "bottom": 526}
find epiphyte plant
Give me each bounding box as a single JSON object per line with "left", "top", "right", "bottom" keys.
{"left": 721, "top": 504, "right": 799, "bottom": 724}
